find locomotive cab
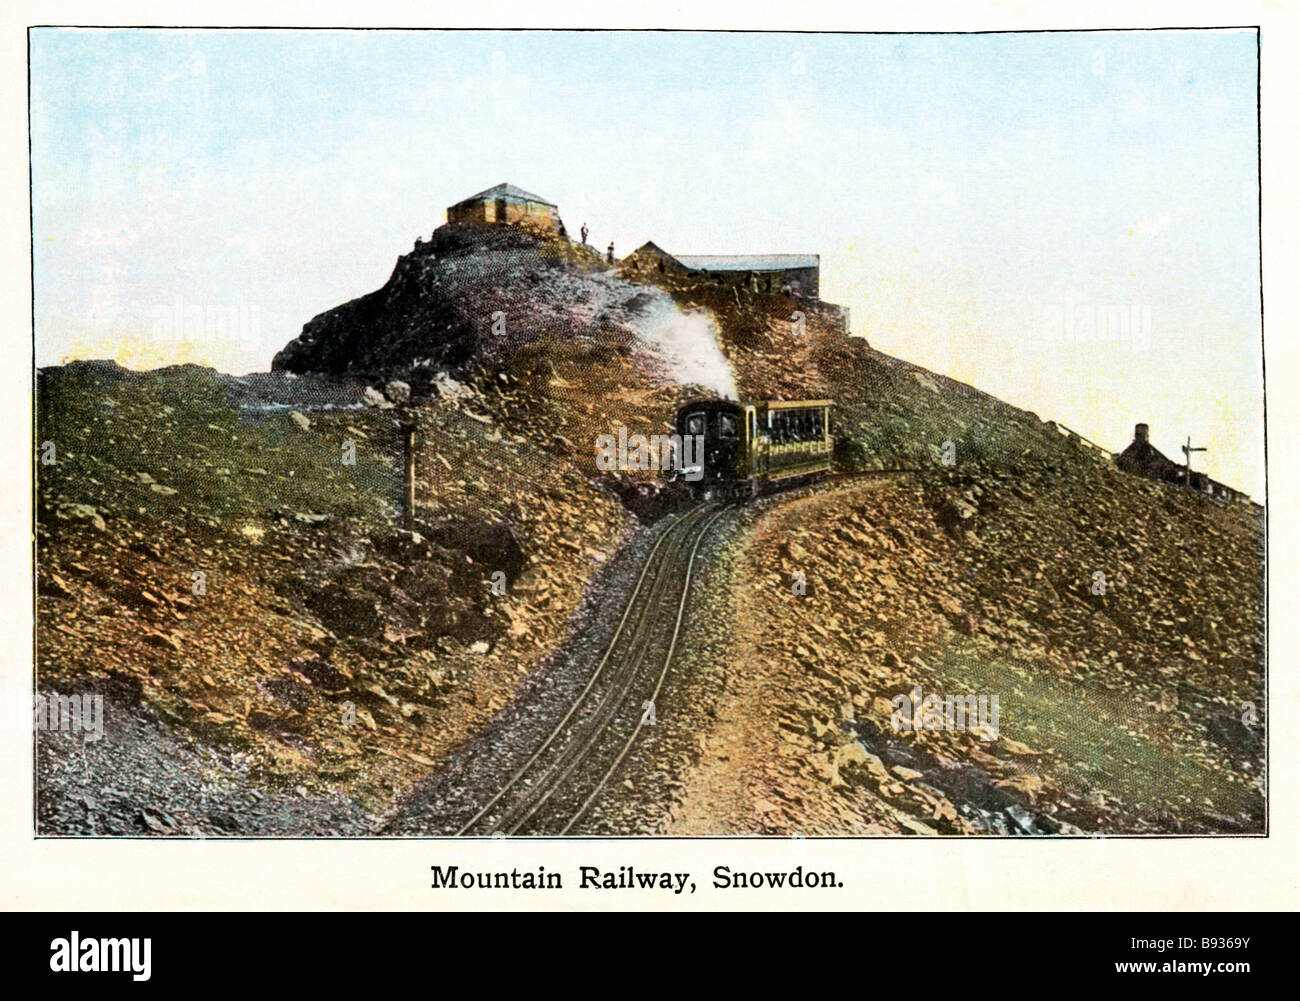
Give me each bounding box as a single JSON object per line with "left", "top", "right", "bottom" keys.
{"left": 673, "top": 400, "right": 747, "bottom": 496}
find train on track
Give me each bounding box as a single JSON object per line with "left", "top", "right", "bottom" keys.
{"left": 672, "top": 398, "right": 833, "bottom": 501}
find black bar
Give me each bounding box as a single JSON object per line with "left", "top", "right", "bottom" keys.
{"left": 0, "top": 911, "right": 1280, "bottom": 986}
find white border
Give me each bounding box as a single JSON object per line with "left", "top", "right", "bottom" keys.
{"left": 3, "top": 0, "right": 1294, "bottom": 911}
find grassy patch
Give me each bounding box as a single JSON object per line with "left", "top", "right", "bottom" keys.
{"left": 938, "top": 635, "right": 1261, "bottom": 830}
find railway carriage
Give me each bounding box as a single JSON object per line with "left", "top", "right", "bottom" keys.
{"left": 672, "top": 398, "right": 833, "bottom": 500}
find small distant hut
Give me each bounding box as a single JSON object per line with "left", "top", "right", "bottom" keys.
{"left": 1115, "top": 423, "right": 1252, "bottom": 504}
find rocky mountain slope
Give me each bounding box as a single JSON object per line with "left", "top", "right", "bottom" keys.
{"left": 36, "top": 361, "right": 631, "bottom": 832}
{"left": 36, "top": 220, "right": 1265, "bottom": 835}
{"left": 273, "top": 222, "right": 737, "bottom": 400}
{"left": 657, "top": 466, "right": 1263, "bottom": 836}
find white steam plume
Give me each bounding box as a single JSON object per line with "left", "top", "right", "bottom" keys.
{"left": 635, "top": 301, "right": 738, "bottom": 400}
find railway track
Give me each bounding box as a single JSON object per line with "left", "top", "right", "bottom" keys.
{"left": 457, "top": 502, "right": 725, "bottom": 836}
{"left": 449, "top": 466, "right": 914, "bottom": 837}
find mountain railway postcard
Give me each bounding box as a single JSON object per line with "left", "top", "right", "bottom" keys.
{"left": 28, "top": 24, "right": 1267, "bottom": 841}
{"left": 7, "top": 1, "right": 1298, "bottom": 924}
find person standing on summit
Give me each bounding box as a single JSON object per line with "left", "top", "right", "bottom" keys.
{"left": 580, "top": 222, "right": 588, "bottom": 245}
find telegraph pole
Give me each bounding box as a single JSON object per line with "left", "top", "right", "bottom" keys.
{"left": 1181, "top": 435, "right": 1207, "bottom": 490}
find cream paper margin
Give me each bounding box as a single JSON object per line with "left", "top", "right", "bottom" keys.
{"left": 1, "top": 0, "right": 1295, "bottom": 912}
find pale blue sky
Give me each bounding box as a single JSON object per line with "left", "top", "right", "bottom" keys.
{"left": 30, "top": 28, "right": 1263, "bottom": 494}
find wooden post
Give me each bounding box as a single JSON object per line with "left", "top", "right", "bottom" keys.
{"left": 401, "top": 416, "right": 417, "bottom": 529}
{"left": 1181, "top": 435, "right": 1207, "bottom": 490}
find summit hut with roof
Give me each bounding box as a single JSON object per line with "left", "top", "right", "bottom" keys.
{"left": 674, "top": 253, "right": 821, "bottom": 299}
{"left": 624, "top": 243, "right": 820, "bottom": 298}
{"left": 446, "top": 183, "right": 564, "bottom": 234}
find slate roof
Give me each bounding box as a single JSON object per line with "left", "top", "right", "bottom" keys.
{"left": 630, "top": 241, "right": 683, "bottom": 262}
{"left": 1117, "top": 438, "right": 1182, "bottom": 476}
{"left": 451, "top": 183, "right": 557, "bottom": 208}
{"left": 673, "top": 254, "right": 819, "bottom": 272}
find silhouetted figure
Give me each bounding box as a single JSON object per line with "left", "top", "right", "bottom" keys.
{"left": 581, "top": 223, "right": 588, "bottom": 245}
{"left": 607, "top": 242, "right": 615, "bottom": 264}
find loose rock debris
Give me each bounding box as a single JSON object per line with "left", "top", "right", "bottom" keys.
{"left": 36, "top": 223, "right": 1264, "bottom": 836}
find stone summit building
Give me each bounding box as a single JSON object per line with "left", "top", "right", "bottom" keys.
{"left": 446, "top": 182, "right": 565, "bottom": 233}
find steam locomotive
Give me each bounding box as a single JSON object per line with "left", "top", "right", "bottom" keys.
{"left": 672, "top": 398, "right": 833, "bottom": 500}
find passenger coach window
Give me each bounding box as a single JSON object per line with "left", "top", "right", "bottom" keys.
{"left": 719, "top": 414, "right": 736, "bottom": 437}
{"left": 686, "top": 413, "right": 705, "bottom": 436}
